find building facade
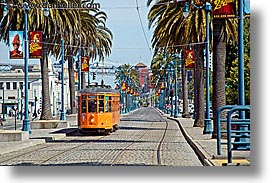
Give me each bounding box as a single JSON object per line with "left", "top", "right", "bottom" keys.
{"left": 0, "top": 63, "right": 69, "bottom": 119}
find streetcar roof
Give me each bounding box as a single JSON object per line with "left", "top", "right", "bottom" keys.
{"left": 78, "top": 87, "right": 119, "bottom": 94}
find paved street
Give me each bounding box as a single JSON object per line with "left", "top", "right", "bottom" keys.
{"left": 0, "top": 108, "right": 202, "bottom": 166}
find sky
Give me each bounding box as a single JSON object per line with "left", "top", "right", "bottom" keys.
{"left": 0, "top": 0, "right": 154, "bottom": 87}
{"left": 95, "top": 0, "right": 153, "bottom": 67}
{"left": 1, "top": 0, "right": 251, "bottom": 87}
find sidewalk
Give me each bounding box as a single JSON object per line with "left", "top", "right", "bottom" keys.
{"left": 163, "top": 112, "right": 250, "bottom": 166}
{"left": 0, "top": 115, "right": 78, "bottom": 155}
{"left": 0, "top": 112, "right": 250, "bottom": 166}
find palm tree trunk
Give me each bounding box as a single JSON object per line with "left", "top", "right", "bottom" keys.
{"left": 40, "top": 48, "right": 53, "bottom": 120}
{"left": 81, "top": 72, "right": 86, "bottom": 89}
{"left": 68, "top": 49, "right": 76, "bottom": 114}
{"left": 181, "top": 51, "right": 190, "bottom": 118}
{"left": 212, "top": 19, "right": 226, "bottom": 139}
{"left": 193, "top": 44, "right": 204, "bottom": 127}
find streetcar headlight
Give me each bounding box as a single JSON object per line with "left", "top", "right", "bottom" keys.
{"left": 89, "top": 114, "right": 95, "bottom": 125}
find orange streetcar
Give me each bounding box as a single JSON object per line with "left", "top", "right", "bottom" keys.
{"left": 77, "top": 86, "right": 120, "bottom": 135}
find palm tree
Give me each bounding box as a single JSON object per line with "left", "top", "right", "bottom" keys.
{"left": 67, "top": 7, "right": 113, "bottom": 114}
{"left": 148, "top": 0, "right": 240, "bottom": 135}
{"left": 115, "top": 64, "right": 140, "bottom": 89}
{"left": 0, "top": 0, "right": 113, "bottom": 119}
{"left": 147, "top": 0, "right": 206, "bottom": 127}
{"left": 210, "top": 1, "right": 238, "bottom": 138}
{"left": 115, "top": 64, "right": 140, "bottom": 112}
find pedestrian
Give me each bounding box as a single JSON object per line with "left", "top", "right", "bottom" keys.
{"left": 32, "top": 111, "right": 38, "bottom": 121}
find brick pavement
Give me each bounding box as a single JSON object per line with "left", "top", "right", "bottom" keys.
{"left": 0, "top": 110, "right": 250, "bottom": 166}
{"left": 165, "top": 114, "right": 250, "bottom": 166}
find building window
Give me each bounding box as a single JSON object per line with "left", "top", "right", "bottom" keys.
{"left": 28, "top": 83, "right": 31, "bottom": 90}
{"left": 13, "top": 82, "right": 17, "bottom": 90}
{"left": 0, "top": 82, "right": 3, "bottom": 89}
{"left": 6, "top": 82, "right": 10, "bottom": 90}
{"left": 19, "top": 82, "right": 23, "bottom": 89}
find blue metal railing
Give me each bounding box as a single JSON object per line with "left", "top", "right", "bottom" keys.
{"left": 217, "top": 105, "right": 250, "bottom": 163}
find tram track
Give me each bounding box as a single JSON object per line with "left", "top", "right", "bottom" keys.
{"left": 155, "top": 115, "right": 169, "bottom": 166}
{"left": 0, "top": 134, "right": 106, "bottom": 166}
{"left": 110, "top": 108, "right": 169, "bottom": 166}
{"left": 37, "top": 135, "right": 106, "bottom": 166}
{"left": 0, "top": 108, "right": 202, "bottom": 166}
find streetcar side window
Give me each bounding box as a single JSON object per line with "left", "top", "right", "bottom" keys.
{"left": 99, "top": 100, "right": 104, "bottom": 113}
{"left": 108, "top": 101, "right": 112, "bottom": 112}
{"left": 82, "top": 100, "right": 87, "bottom": 113}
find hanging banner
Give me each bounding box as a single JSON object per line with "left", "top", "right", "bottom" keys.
{"left": 9, "top": 31, "right": 24, "bottom": 59}
{"left": 74, "top": 71, "right": 78, "bottom": 83}
{"left": 81, "top": 56, "right": 89, "bottom": 72}
{"left": 160, "top": 82, "right": 165, "bottom": 90}
{"left": 213, "top": 0, "right": 237, "bottom": 18}
{"left": 121, "top": 82, "right": 126, "bottom": 91}
{"left": 127, "top": 86, "right": 131, "bottom": 93}
{"left": 29, "top": 31, "right": 43, "bottom": 58}
{"left": 130, "top": 88, "right": 134, "bottom": 94}
{"left": 184, "top": 50, "right": 195, "bottom": 69}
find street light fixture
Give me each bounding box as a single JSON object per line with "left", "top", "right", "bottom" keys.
{"left": 183, "top": 1, "right": 212, "bottom": 134}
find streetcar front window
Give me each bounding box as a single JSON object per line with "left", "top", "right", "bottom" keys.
{"left": 88, "top": 100, "right": 97, "bottom": 113}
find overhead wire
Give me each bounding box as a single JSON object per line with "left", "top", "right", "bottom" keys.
{"left": 135, "top": 0, "right": 152, "bottom": 54}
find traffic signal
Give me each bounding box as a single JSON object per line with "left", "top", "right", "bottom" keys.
{"left": 92, "top": 72, "right": 96, "bottom": 80}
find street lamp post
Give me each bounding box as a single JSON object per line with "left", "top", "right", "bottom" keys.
{"left": 183, "top": 1, "right": 212, "bottom": 134}
{"left": 233, "top": 0, "right": 250, "bottom": 150}
{"left": 22, "top": 2, "right": 31, "bottom": 134}
{"left": 2, "top": 83, "right": 6, "bottom": 121}
{"left": 170, "top": 63, "right": 174, "bottom": 117}
{"left": 60, "top": 37, "right": 66, "bottom": 120}
{"left": 203, "top": 2, "right": 212, "bottom": 134}
{"left": 174, "top": 55, "right": 179, "bottom": 118}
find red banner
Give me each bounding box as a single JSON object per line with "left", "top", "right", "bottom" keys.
{"left": 130, "top": 88, "right": 134, "bottom": 94}
{"left": 9, "top": 31, "right": 24, "bottom": 59}
{"left": 74, "top": 71, "right": 78, "bottom": 83}
{"left": 184, "top": 50, "right": 195, "bottom": 69}
{"left": 81, "top": 56, "right": 89, "bottom": 72}
{"left": 213, "top": 0, "right": 237, "bottom": 18}
{"left": 122, "top": 82, "right": 126, "bottom": 91}
{"left": 160, "top": 82, "right": 165, "bottom": 90}
{"left": 29, "top": 31, "right": 43, "bottom": 58}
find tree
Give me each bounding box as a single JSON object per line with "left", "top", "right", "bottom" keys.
{"left": 225, "top": 18, "right": 250, "bottom": 105}
{"left": 147, "top": 0, "right": 207, "bottom": 127}
{"left": 0, "top": 0, "right": 113, "bottom": 119}
{"left": 115, "top": 64, "right": 140, "bottom": 89}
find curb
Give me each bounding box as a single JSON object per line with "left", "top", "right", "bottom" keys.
{"left": 166, "top": 116, "right": 215, "bottom": 166}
